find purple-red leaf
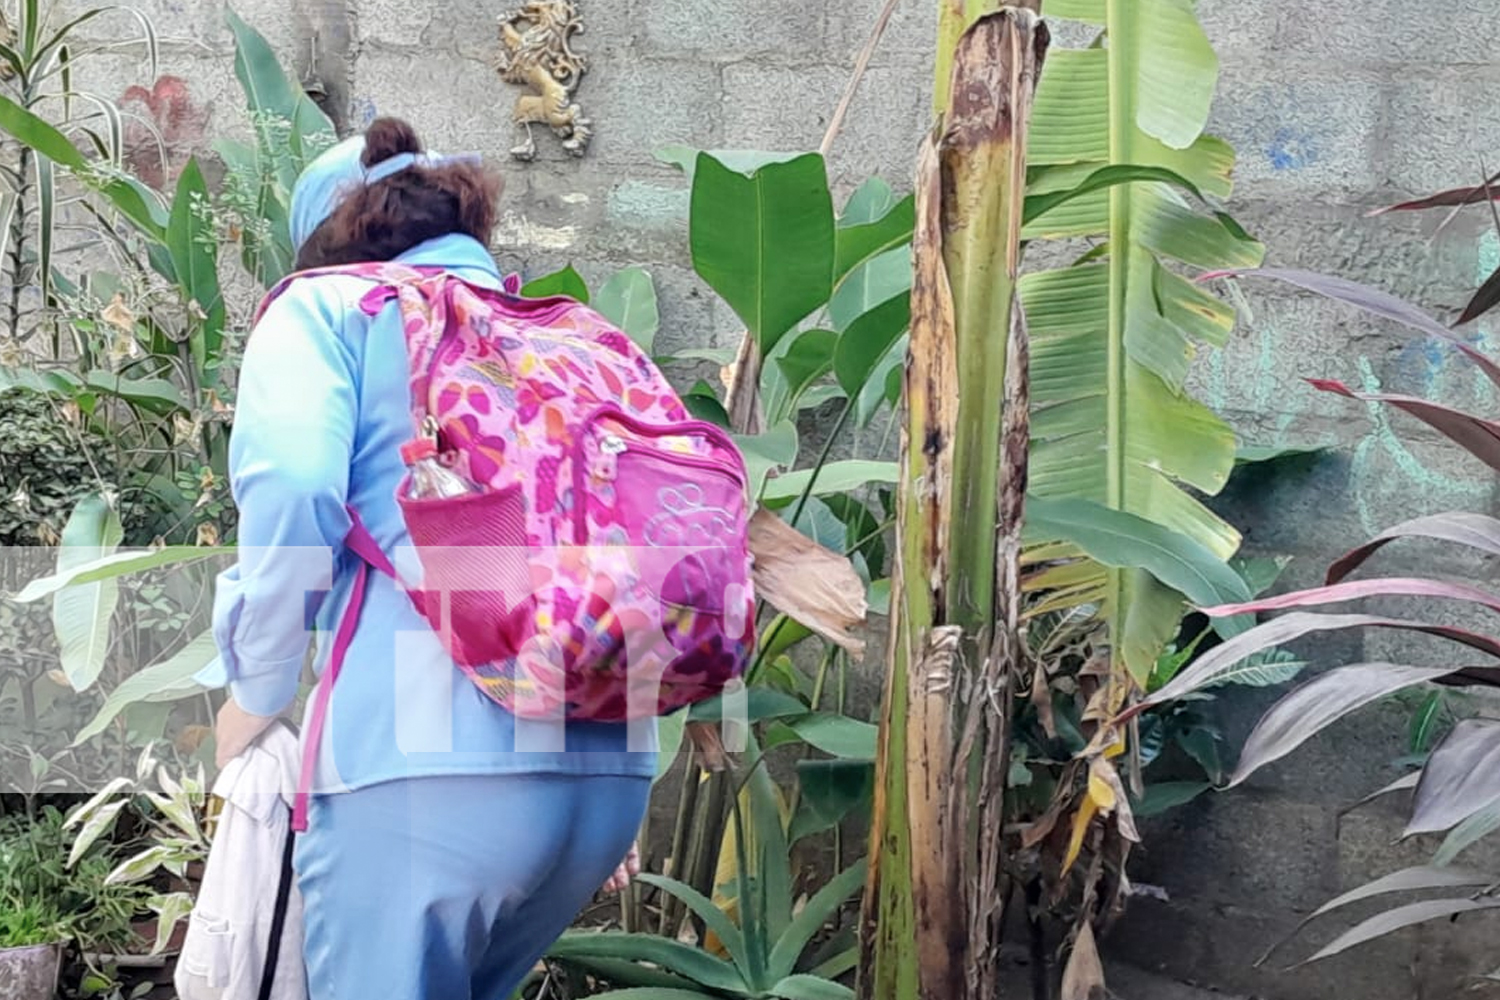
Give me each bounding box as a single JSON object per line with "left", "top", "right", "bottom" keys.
{"left": 1306, "top": 865, "right": 1493, "bottom": 922}
{"left": 1342, "top": 771, "right": 1421, "bottom": 816}
{"left": 1200, "top": 267, "right": 1500, "bottom": 389}
{"left": 1258, "top": 863, "right": 1494, "bottom": 969}
{"left": 1228, "top": 663, "right": 1456, "bottom": 788}
{"left": 1308, "top": 379, "right": 1500, "bottom": 473}
{"left": 1209, "top": 577, "right": 1500, "bottom": 619}
{"left": 1138, "top": 612, "right": 1500, "bottom": 712}
{"left": 1407, "top": 719, "right": 1500, "bottom": 836}
{"left": 1297, "top": 897, "right": 1500, "bottom": 966}
{"left": 1368, "top": 172, "right": 1500, "bottom": 216}
{"left": 1328, "top": 512, "right": 1500, "bottom": 584}
{"left": 1457, "top": 263, "right": 1500, "bottom": 326}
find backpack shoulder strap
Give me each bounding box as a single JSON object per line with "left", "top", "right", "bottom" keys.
{"left": 251, "top": 262, "right": 435, "bottom": 326}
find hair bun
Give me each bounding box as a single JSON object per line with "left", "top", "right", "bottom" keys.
{"left": 362, "top": 117, "right": 423, "bottom": 167}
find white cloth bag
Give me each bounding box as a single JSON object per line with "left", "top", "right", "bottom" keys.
{"left": 174, "top": 723, "right": 306, "bottom": 1000}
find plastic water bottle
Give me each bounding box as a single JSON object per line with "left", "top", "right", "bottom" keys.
{"left": 401, "top": 438, "right": 479, "bottom": 499}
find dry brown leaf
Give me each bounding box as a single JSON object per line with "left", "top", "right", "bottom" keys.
{"left": 1060, "top": 921, "right": 1107, "bottom": 1000}
{"left": 1030, "top": 660, "right": 1057, "bottom": 740}
{"left": 175, "top": 724, "right": 212, "bottom": 755}
{"left": 1090, "top": 757, "right": 1141, "bottom": 844}
{"left": 173, "top": 413, "right": 199, "bottom": 446}
{"left": 205, "top": 389, "right": 234, "bottom": 416}
{"left": 747, "top": 506, "right": 867, "bottom": 658}
{"left": 1021, "top": 800, "right": 1063, "bottom": 850}
{"left": 196, "top": 522, "right": 220, "bottom": 547}
{"left": 102, "top": 293, "right": 135, "bottom": 333}
{"left": 686, "top": 721, "right": 729, "bottom": 773}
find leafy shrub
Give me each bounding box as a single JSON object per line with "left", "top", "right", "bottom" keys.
{"left": 0, "top": 806, "right": 149, "bottom": 953}
{"left": 0, "top": 391, "right": 117, "bottom": 547}
{"left": 1131, "top": 267, "right": 1500, "bottom": 971}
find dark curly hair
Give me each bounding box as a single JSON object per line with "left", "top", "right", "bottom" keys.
{"left": 294, "top": 117, "right": 503, "bottom": 269}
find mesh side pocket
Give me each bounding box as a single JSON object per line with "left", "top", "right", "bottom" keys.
{"left": 397, "top": 483, "right": 532, "bottom": 667}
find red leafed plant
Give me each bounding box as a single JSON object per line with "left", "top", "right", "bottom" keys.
{"left": 120, "top": 75, "right": 210, "bottom": 190}
{"left": 1115, "top": 267, "right": 1500, "bottom": 973}
{"left": 1370, "top": 170, "right": 1500, "bottom": 326}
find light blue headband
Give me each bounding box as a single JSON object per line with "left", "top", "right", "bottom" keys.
{"left": 290, "top": 137, "right": 485, "bottom": 251}
{"left": 364, "top": 151, "right": 483, "bottom": 185}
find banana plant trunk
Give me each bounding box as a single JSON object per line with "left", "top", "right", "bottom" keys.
{"left": 859, "top": 6, "right": 1047, "bottom": 1000}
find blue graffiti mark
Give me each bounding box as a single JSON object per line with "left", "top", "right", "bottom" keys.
{"left": 355, "top": 97, "right": 377, "bottom": 127}
{"left": 1392, "top": 337, "right": 1446, "bottom": 391}
{"left": 1267, "top": 127, "right": 1319, "bottom": 171}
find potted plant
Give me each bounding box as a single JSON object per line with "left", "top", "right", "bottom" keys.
{"left": 0, "top": 806, "right": 148, "bottom": 998}
{"left": 64, "top": 746, "right": 212, "bottom": 968}
{"left": 0, "top": 902, "right": 67, "bottom": 1000}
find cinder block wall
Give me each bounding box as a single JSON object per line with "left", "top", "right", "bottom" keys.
{"left": 67, "top": 2, "right": 1500, "bottom": 996}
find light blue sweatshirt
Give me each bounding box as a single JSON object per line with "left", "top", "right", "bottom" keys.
{"left": 207, "top": 233, "right": 656, "bottom": 792}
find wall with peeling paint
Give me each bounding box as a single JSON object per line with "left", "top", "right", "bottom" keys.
{"left": 65, "top": 0, "right": 1500, "bottom": 996}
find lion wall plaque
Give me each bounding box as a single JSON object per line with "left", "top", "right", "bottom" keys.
{"left": 493, "top": 2, "right": 592, "bottom": 161}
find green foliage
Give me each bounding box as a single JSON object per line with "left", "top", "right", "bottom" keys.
{"left": 0, "top": 7, "right": 329, "bottom": 763}
{"left": 1135, "top": 270, "right": 1500, "bottom": 973}
{"left": 62, "top": 746, "right": 208, "bottom": 954}
{"left": 215, "top": 5, "right": 336, "bottom": 286}
{"left": 0, "top": 806, "right": 149, "bottom": 953}
{"left": 0, "top": 390, "right": 120, "bottom": 546}
{"left": 521, "top": 264, "right": 590, "bottom": 303}
{"left": 551, "top": 740, "right": 862, "bottom": 1000}
{"left": 1020, "top": 0, "right": 1264, "bottom": 685}
{"left": 0, "top": 0, "right": 159, "bottom": 348}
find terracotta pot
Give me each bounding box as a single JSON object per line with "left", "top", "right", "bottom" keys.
{"left": 0, "top": 942, "right": 62, "bottom": 1000}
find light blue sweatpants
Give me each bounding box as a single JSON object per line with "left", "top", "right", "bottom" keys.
{"left": 294, "top": 774, "right": 650, "bottom": 1000}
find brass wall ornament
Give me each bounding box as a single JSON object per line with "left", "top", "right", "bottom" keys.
{"left": 494, "top": 2, "right": 592, "bottom": 161}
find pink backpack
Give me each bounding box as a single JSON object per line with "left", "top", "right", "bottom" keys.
{"left": 252, "top": 264, "right": 756, "bottom": 828}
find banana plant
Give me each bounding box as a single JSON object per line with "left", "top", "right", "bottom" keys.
{"left": 990, "top": 2, "right": 1265, "bottom": 979}
{"left": 861, "top": 7, "right": 1045, "bottom": 999}
{"left": 547, "top": 736, "right": 866, "bottom": 1000}
{"left": 1019, "top": 0, "right": 1263, "bottom": 686}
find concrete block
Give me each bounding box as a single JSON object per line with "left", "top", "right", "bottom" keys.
{"left": 640, "top": 0, "right": 823, "bottom": 59}
{"left": 1101, "top": 890, "right": 1420, "bottom": 1000}
{"left": 639, "top": 262, "right": 719, "bottom": 358}
{"left": 491, "top": 164, "right": 609, "bottom": 261}
{"left": 1134, "top": 793, "right": 1340, "bottom": 911}
{"left": 414, "top": 0, "right": 643, "bottom": 66}
{"left": 1196, "top": 0, "right": 1279, "bottom": 61}
{"left": 1252, "top": 0, "right": 1500, "bottom": 69}
{"left": 583, "top": 58, "right": 724, "bottom": 165}
{"left": 58, "top": 0, "right": 305, "bottom": 54}
{"left": 823, "top": 0, "right": 937, "bottom": 57}
{"left": 1188, "top": 290, "right": 1388, "bottom": 422}
{"left": 1379, "top": 69, "right": 1500, "bottom": 195}
{"left": 1335, "top": 805, "right": 1500, "bottom": 996}
{"left": 1208, "top": 70, "right": 1382, "bottom": 197}
{"left": 351, "top": 49, "right": 512, "bottom": 159}
{"left": 1216, "top": 405, "right": 1500, "bottom": 555}
{"left": 355, "top": 0, "right": 437, "bottom": 49}
{"left": 823, "top": 60, "right": 928, "bottom": 190}
{"left": 721, "top": 62, "right": 927, "bottom": 188}
{"left": 1231, "top": 195, "right": 1484, "bottom": 308}
{"left": 1360, "top": 579, "right": 1500, "bottom": 671}
{"left": 605, "top": 177, "right": 691, "bottom": 250}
